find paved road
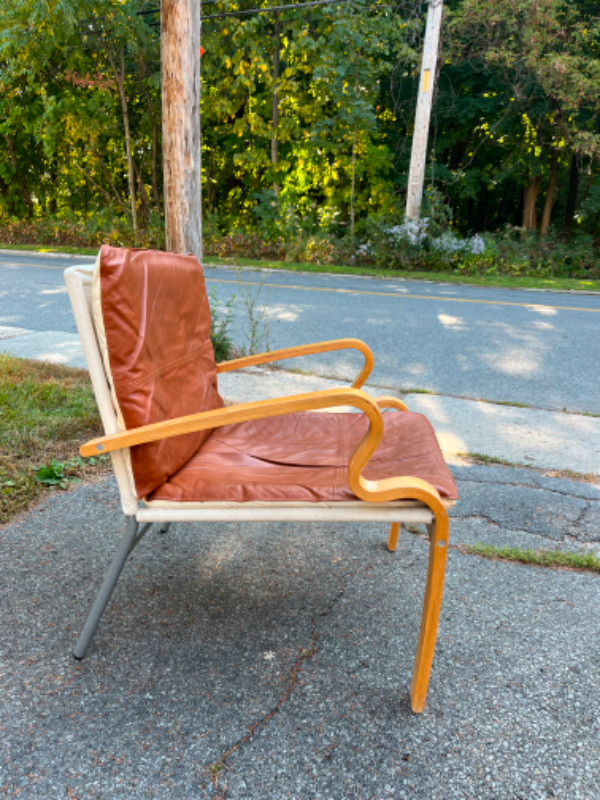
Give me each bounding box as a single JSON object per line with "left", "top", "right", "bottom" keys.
{"left": 2, "top": 253, "right": 600, "bottom": 800}
{"left": 1, "top": 251, "right": 599, "bottom": 413}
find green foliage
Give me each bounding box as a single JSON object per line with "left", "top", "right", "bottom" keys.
{"left": 235, "top": 275, "right": 272, "bottom": 356}
{"left": 209, "top": 288, "right": 235, "bottom": 362}
{"left": 438, "top": 0, "right": 600, "bottom": 234}
{"left": 34, "top": 459, "right": 70, "bottom": 488}
{"left": 0, "top": 212, "right": 165, "bottom": 250}
{"left": 0, "top": 0, "right": 599, "bottom": 264}
{"left": 0, "top": 0, "right": 161, "bottom": 236}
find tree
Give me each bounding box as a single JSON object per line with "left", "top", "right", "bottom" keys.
{"left": 0, "top": 0, "right": 161, "bottom": 234}
{"left": 441, "top": 0, "right": 600, "bottom": 233}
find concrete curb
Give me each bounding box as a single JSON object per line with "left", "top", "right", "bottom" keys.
{"left": 2, "top": 328, "right": 599, "bottom": 477}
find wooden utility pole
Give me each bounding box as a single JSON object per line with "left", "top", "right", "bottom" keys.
{"left": 161, "top": 0, "right": 202, "bottom": 257}
{"left": 405, "top": 0, "right": 443, "bottom": 221}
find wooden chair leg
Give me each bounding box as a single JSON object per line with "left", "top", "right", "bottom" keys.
{"left": 409, "top": 510, "right": 449, "bottom": 713}
{"left": 387, "top": 522, "right": 400, "bottom": 552}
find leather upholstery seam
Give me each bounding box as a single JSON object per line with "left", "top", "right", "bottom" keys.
{"left": 112, "top": 340, "right": 216, "bottom": 395}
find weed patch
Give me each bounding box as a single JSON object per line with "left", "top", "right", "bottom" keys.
{"left": 0, "top": 355, "right": 107, "bottom": 523}
{"left": 462, "top": 543, "right": 600, "bottom": 573}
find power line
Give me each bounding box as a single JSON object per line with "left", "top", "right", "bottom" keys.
{"left": 202, "top": 0, "right": 354, "bottom": 20}
{"left": 140, "top": 0, "right": 409, "bottom": 29}
{"left": 137, "top": 0, "right": 219, "bottom": 13}
{"left": 139, "top": 0, "right": 363, "bottom": 22}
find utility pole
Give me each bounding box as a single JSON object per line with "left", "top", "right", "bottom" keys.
{"left": 405, "top": 0, "right": 443, "bottom": 221}
{"left": 161, "top": 0, "right": 202, "bottom": 257}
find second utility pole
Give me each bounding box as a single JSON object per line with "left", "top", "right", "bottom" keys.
{"left": 405, "top": 0, "right": 443, "bottom": 221}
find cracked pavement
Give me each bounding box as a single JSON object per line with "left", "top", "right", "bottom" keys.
{"left": 1, "top": 259, "right": 599, "bottom": 798}
{"left": 1, "top": 459, "right": 599, "bottom": 799}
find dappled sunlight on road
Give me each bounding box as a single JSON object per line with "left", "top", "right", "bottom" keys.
{"left": 330, "top": 356, "right": 366, "bottom": 380}
{"left": 433, "top": 430, "right": 468, "bottom": 457}
{"left": 365, "top": 316, "right": 395, "bottom": 327}
{"left": 34, "top": 339, "right": 85, "bottom": 365}
{"left": 38, "top": 286, "right": 68, "bottom": 296}
{"left": 502, "top": 416, "right": 600, "bottom": 466}
{"left": 404, "top": 392, "right": 600, "bottom": 474}
{"left": 484, "top": 349, "right": 542, "bottom": 376}
{"left": 532, "top": 320, "right": 555, "bottom": 330}
{"left": 528, "top": 304, "right": 557, "bottom": 316}
{"left": 405, "top": 394, "right": 449, "bottom": 423}
{"left": 437, "top": 313, "right": 466, "bottom": 330}
{"left": 477, "top": 320, "right": 550, "bottom": 378}
{"left": 175, "top": 269, "right": 600, "bottom": 413}
{"left": 403, "top": 362, "right": 431, "bottom": 378}
{"left": 262, "top": 303, "right": 303, "bottom": 322}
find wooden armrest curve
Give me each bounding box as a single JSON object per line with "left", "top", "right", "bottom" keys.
{"left": 216, "top": 338, "right": 374, "bottom": 389}
{"left": 81, "top": 386, "right": 444, "bottom": 512}
{"left": 81, "top": 387, "right": 381, "bottom": 457}
{"left": 375, "top": 396, "right": 409, "bottom": 413}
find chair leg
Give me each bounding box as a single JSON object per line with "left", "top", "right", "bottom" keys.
{"left": 73, "top": 516, "right": 139, "bottom": 660}
{"left": 409, "top": 510, "right": 449, "bottom": 713}
{"left": 157, "top": 522, "right": 171, "bottom": 535}
{"left": 387, "top": 522, "right": 400, "bottom": 552}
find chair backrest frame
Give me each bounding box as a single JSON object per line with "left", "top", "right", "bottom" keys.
{"left": 64, "top": 263, "right": 139, "bottom": 515}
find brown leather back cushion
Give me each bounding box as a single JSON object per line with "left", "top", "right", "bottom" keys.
{"left": 97, "top": 246, "right": 223, "bottom": 498}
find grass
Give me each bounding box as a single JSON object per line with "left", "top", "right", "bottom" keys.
{"left": 458, "top": 451, "right": 521, "bottom": 468}
{"left": 462, "top": 543, "right": 600, "bottom": 574}
{"left": 2, "top": 242, "right": 599, "bottom": 292}
{"left": 0, "top": 243, "right": 98, "bottom": 256}
{"left": 459, "top": 451, "right": 599, "bottom": 483}
{"left": 203, "top": 255, "right": 600, "bottom": 293}
{"left": 0, "top": 354, "right": 107, "bottom": 524}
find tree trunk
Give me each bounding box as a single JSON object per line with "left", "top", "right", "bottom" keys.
{"left": 208, "top": 147, "right": 216, "bottom": 213}
{"left": 161, "top": 0, "right": 202, "bottom": 257}
{"left": 108, "top": 47, "right": 138, "bottom": 235}
{"left": 563, "top": 152, "right": 579, "bottom": 238}
{"left": 135, "top": 160, "right": 151, "bottom": 224}
{"left": 522, "top": 176, "right": 542, "bottom": 231}
{"left": 271, "top": 17, "right": 282, "bottom": 198}
{"left": 151, "top": 121, "right": 161, "bottom": 214}
{"left": 540, "top": 150, "right": 558, "bottom": 235}
{"left": 350, "top": 128, "right": 357, "bottom": 249}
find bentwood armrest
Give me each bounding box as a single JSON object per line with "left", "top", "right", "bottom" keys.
{"left": 216, "top": 338, "right": 374, "bottom": 389}
{"left": 80, "top": 386, "right": 444, "bottom": 512}
{"left": 375, "top": 396, "right": 410, "bottom": 413}
{"left": 80, "top": 387, "right": 384, "bottom": 457}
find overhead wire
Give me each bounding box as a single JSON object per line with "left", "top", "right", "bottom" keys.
{"left": 138, "top": 0, "right": 400, "bottom": 23}
{"left": 202, "top": 0, "right": 354, "bottom": 20}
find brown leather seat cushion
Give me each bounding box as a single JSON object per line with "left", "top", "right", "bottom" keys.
{"left": 148, "top": 410, "right": 458, "bottom": 503}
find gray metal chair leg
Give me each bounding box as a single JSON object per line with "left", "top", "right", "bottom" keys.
{"left": 157, "top": 522, "right": 171, "bottom": 535}
{"left": 73, "top": 516, "right": 141, "bottom": 660}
